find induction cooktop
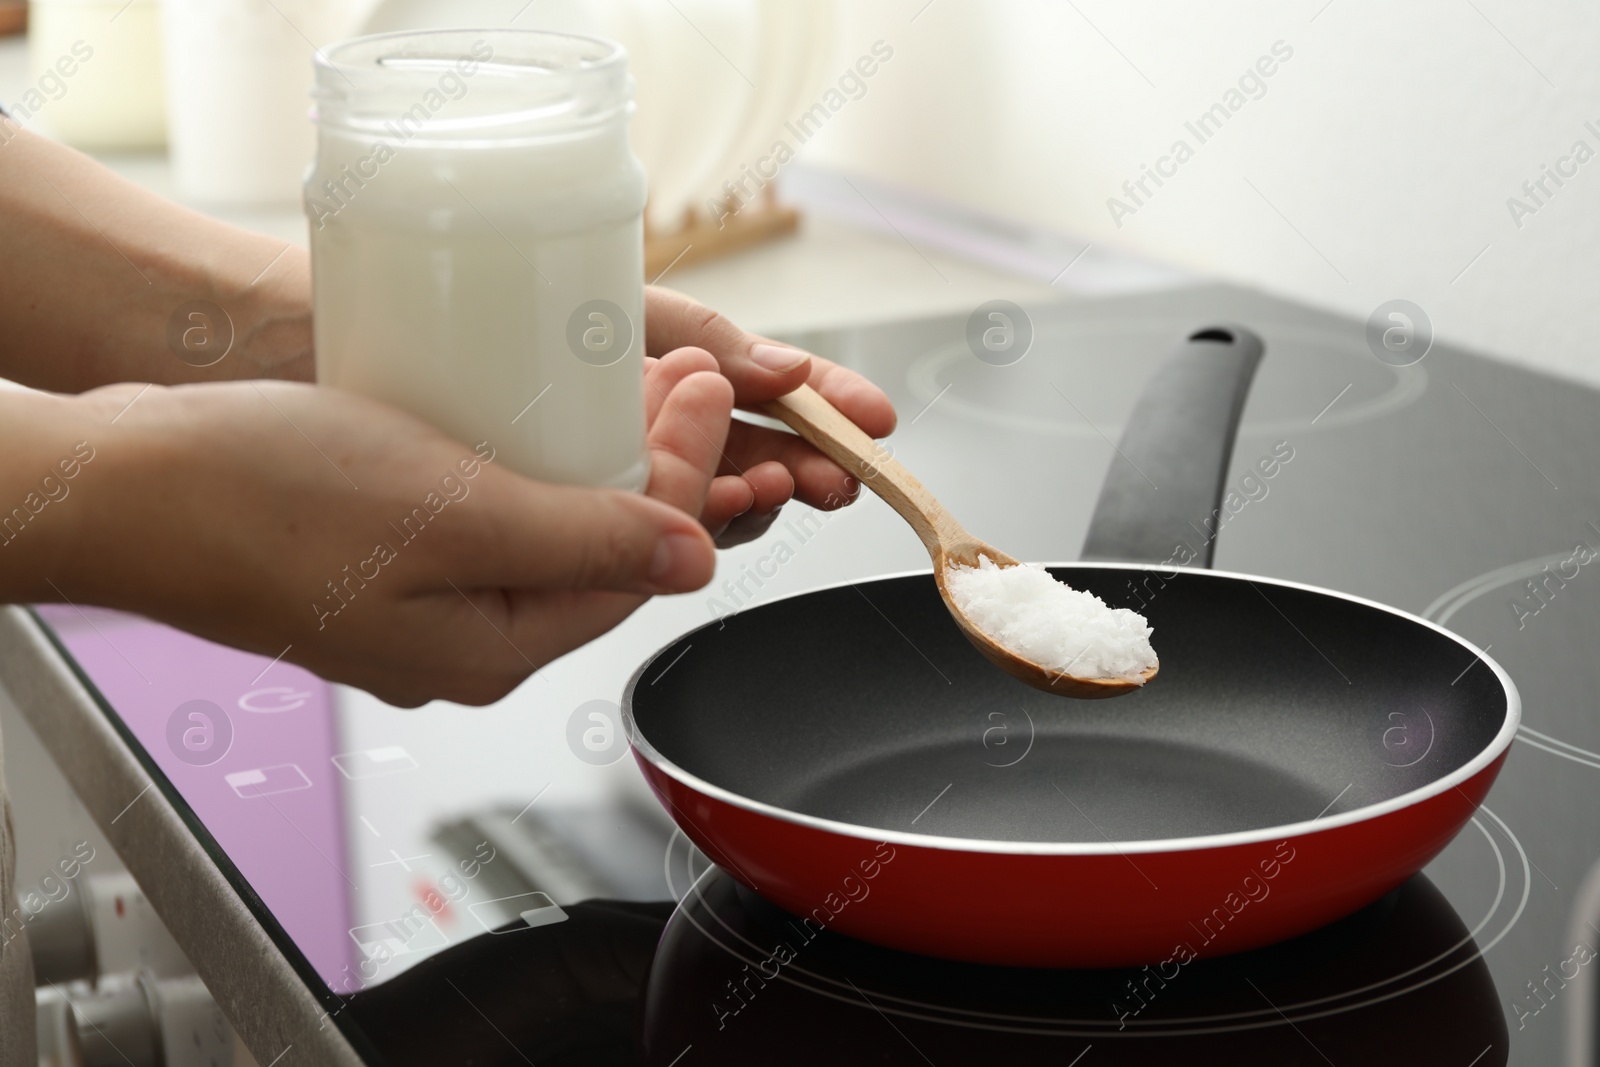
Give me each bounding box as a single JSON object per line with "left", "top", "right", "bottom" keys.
{"left": 25, "top": 281, "right": 1600, "bottom": 1066}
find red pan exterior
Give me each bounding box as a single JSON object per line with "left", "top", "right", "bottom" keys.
{"left": 636, "top": 750, "right": 1509, "bottom": 969}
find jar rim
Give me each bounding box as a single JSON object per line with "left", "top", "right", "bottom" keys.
{"left": 313, "top": 28, "right": 632, "bottom": 140}
{"left": 317, "top": 27, "right": 626, "bottom": 80}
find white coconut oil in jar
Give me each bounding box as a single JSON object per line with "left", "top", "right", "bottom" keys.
{"left": 307, "top": 30, "right": 649, "bottom": 489}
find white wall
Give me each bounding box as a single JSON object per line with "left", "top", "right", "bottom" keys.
{"left": 799, "top": 0, "right": 1600, "bottom": 387}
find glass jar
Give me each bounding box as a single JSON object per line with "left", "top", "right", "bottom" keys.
{"left": 307, "top": 29, "right": 650, "bottom": 490}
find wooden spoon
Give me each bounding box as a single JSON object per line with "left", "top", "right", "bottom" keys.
{"left": 760, "top": 385, "right": 1156, "bottom": 698}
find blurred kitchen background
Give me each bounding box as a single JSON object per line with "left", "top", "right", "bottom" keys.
{"left": 2, "top": 0, "right": 1592, "bottom": 384}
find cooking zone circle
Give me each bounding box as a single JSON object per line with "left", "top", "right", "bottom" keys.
{"left": 905, "top": 319, "right": 1428, "bottom": 440}
{"left": 1425, "top": 547, "right": 1600, "bottom": 772}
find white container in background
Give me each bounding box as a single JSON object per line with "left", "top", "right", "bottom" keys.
{"left": 306, "top": 30, "right": 650, "bottom": 490}
{"left": 27, "top": 0, "right": 165, "bottom": 150}
{"left": 161, "top": 0, "right": 360, "bottom": 204}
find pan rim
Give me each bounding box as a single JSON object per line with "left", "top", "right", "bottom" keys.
{"left": 623, "top": 562, "right": 1522, "bottom": 856}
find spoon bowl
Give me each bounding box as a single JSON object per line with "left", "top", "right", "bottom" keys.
{"left": 762, "top": 385, "right": 1156, "bottom": 698}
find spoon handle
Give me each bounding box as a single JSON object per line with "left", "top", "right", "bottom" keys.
{"left": 760, "top": 385, "right": 974, "bottom": 562}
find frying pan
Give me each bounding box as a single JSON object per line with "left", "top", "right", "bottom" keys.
{"left": 623, "top": 324, "right": 1520, "bottom": 968}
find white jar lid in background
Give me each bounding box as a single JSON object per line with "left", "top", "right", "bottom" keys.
{"left": 162, "top": 0, "right": 369, "bottom": 205}
{"left": 24, "top": 0, "right": 165, "bottom": 151}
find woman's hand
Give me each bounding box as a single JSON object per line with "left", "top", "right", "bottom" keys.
{"left": 645, "top": 287, "right": 897, "bottom": 547}
{"left": 22, "top": 350, "right": 736, "bottom": 706}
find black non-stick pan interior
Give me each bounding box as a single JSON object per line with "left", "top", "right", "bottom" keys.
{"left": 634, "top": 566, "right": 1507, "bottom": 845}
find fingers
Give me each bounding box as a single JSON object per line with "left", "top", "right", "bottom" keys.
{"left": 455, "top": 475, "right": 716, "bottom": 596}
{"left": 649, "top": 353, "right": 816, "bottom": 540}
{"left": 646, "top": 287, "right": 814, "bottom": 403}
{"left": 723, "top": 420, "right": 862, "bottom": 509}
{"left": 436, "top": 364, "right": 731, "bottom": 601}
{"left": 701, "top": 475, "right": 756, "bottom": 539}
{"left": 714, "top": 508, "right": 785, "bottom": 548}
{"left": 643, "top": 345, "right": 719, "bottom": 428}
{"left": 644, "top": 366, "right": 735, "bottom": 521}
{"left": 646, "top": 285, "right": 896, "bottom": 439}
{"left": 713, "top": 463, "right": 791, "bottom": 545}
{"left": 807, "top": 358, "right": 897, "bottom": 438}
{"left": 646, "top": 348, "right": 821, "bottom": 532}
{"left": 701, "top": 461, "right": 793, "bottom": 544}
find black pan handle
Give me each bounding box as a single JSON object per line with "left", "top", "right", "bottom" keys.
{"left": 1079, "top": 324, "right": 1265, "bottom": 569}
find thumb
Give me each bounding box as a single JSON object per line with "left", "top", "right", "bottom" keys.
{"left": 461, "top": 476, "right": 717, "bottom": 596}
